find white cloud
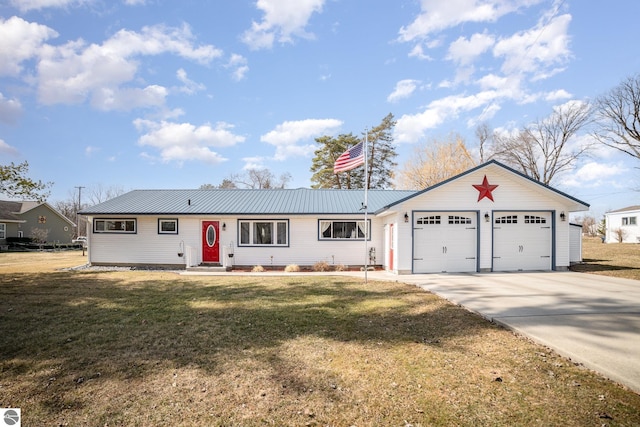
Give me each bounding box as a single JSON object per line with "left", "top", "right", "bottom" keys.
{"left": 176, "top": 68, "right": 206, "bottom": 94}
{"left": 0, "top": 16, "right": 58, "bottom": 77}
{"left": 134, "top": 119, "right": 245, "bottom": 164}
{"left": 36, "top": 23, "right": 222, "bottom": 109}
{"left": 398, "top": 0, "right": 543, "bottom": 42}
{"left": 226, "top": 54, "right": 249, "bottom": 81}
{"left": 85, "top": 146, "right": 100, "bottom": 157}
{"left": 242, "top": 0, "right": 325, "bottom": 50}
{"left": 0, "top": 139, "right": 19, "bottom": 156}
{"left": 0, "top": 92, "right": 23, "bottom": 124}
{"left": 9, "top": 0, "right": 88, "bottom": 12}
{"left": 494, "top": 13, "right": 572, "bottom": 78}
{"left": 387, "top": 79, "right": 420, "bottom": 103}
{"left": 544, "top": 89, "right": 572, "bottom": 101}
{"left": 562, "top": 161, "right": 628, "bottom": 188}
{"left": 242, "top": 156, "right": 267, "bottom": 170}
{"left": 261, "top": 118, "right": 342, "bottom": 160}
{"left": 446, "top": 31, "right": 495, "bottom": 65}
{"left": 395, "top": 91, "right": 500, "bottom": 143}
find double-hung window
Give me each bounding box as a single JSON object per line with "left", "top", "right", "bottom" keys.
{"left": 239, "top": 220, "right": 288, "bottom": 246}
{"left": 0, "top": 223, "right": 5, "bottom": 239}
{"left": 319, "top": 220, "right": 370, "bottom": 240}
{"left": 94, "top": 218, "right": 136, "bottom": 234}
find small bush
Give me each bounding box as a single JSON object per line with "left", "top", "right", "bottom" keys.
{"left": 284, "top": 264, "right": 300, "bottom": 272}
{"left": 252, "top": 265, "right": 265, "bottom": 272}
{"left": 334, "top": 264, "right": 346, "bottom": 271}
{"left": 313, "top": 260, "right": 331, "bottom": 272}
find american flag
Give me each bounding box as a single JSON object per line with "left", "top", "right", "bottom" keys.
{"left": 333, "top": 141, "right": 365, "bottom": 173}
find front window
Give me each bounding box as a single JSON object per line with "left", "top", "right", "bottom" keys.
{"left": 319, "top": 220, "right": 370, "bottom": 240}
{"left": 238, "top": 220, "right": 288, "bottom": 246}
{"left": 0, "top": 223, "right": 5, "bottom": 239}
{"left": 94, "top": 219, "right": 136, "bottom": 234}
{"left": 158, "top": 218, "right": 178, "bottom": 234}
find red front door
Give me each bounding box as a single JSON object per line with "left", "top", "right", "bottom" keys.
{"left": 202, "top": 221, "right": 220, "bottom": 263}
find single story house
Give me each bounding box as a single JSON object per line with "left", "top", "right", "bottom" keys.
{"left": 79, "top": 160, "right": 589, "bottom": 274}
{"left": 605, "top": 206, "right": 640, "bottom": 243}
{"left": 0, "top": 200, "right": 76, "bottom": 246}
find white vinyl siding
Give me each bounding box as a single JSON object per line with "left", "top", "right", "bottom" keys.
{"left": 87, "top": 216, "right": 383, "bottom": 267}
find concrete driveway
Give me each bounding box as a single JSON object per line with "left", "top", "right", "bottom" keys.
{"left": 366, "top": 271, "right": 640, "bottom": 394}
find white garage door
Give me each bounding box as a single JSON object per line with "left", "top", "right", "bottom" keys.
{"left": 493, "top": 212, "right": 552, "bottom": 271}
{"left": 413, "top": 212, "right": 477, "bottom": 273}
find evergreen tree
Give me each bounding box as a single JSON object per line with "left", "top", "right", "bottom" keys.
{"left": 310, "top": 134, "right": 361, "bottom": 189}
{"left": 310, "top": 113, "right": 398, "bottom": 189}
{"left": 365, "top": 113, "right": 398, "bottom": 189}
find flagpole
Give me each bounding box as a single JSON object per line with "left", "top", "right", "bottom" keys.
{"left": 364, "top": 129, "right": 369, "bottom": 284}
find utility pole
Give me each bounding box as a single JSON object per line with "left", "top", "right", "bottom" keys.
{"left": 75, "top": 186, "right": 85, "bottom": 237}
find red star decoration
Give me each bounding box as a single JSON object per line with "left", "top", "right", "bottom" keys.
{"left": 473, "top": 175, "right": 499, "bottom": 202}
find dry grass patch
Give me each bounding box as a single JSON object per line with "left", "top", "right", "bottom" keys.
{"left": 1, "top": 251, "right": 639, "bottom": 426}
{"left": 571, "top": 237, "right": 640, "bottom": 280}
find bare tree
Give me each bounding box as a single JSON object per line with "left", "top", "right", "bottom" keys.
{"left": 475, "top": 123, "right": 493, "bottom": 163}
{"left": 396, "top": 133, "right": 476, "bottom": 189}
{"left": 492, "top": 101, "right": 592, "bottom": 185}
{"left": 87, "top": 184, "right": 127, "bottom": 206}
{"left": 593, "top": 74, "right": 640, "bottom": 160}
{"left": 223, "top": 168, "right": 291, "bottom": 189}
{"left": 613, "top": 227, "right": 628, "bottom": 243}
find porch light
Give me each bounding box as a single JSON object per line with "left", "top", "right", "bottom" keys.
{"left": 484, "top": 212, "right": 490, "bottom": 222}
{"left": 560, "top": 211, "right": 566, "bottom": 221}
{"left": 404, "top": 212, "right": 409, "bottom": 223}
{"left": 222, "top": 222, "right": 226, "bottom": 231}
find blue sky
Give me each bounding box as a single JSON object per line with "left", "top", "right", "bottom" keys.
{"left": 1, "top": 0, "right": 639, "bottom": 218}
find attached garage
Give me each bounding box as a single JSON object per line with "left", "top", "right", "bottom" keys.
{"left": 413, "top": 211, "right": 478, "bottom": 273}
{"left": 492, "top": 211, "right": 552, "bottom": 271}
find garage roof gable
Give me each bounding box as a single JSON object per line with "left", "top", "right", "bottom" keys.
{"left": 376, "top": 160, "right": 589, "bottom": 213}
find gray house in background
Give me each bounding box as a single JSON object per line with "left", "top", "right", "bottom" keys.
{"left": 0, "top": 200, "right": 76, "bottom": 245}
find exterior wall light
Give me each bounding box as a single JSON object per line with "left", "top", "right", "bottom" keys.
{"left": 484, "top": 212, "right": 490, "bottom": 222}
{"left": 404, "top": 212, "right": 409, "bottom": 223}
{"left": 560, "top": 211, "right": 566, "bottom": 221}
{"left": 222, "top": 222, "right": 227, "bottom": 231}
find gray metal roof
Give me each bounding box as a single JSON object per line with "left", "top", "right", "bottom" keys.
{"left": 79, "top": 188, "right": 418, "bottom": 216}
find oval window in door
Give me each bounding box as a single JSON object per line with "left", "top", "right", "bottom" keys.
{"left": 206, "top": 224, "right": 216, "bottom": 247}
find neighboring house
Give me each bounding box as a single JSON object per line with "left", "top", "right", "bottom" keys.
{"left": 0, "top": 200, "right": 76, "bottom": 245}
{"left": 79, "top": 160, "right": 589, "bottom": 273}
{"left": 605, "top": 206, "right": 640, "bottom": 243}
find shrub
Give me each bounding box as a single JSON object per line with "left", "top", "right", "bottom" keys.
{"left": 284, "top": 264, "right": 300, "bottom": 272}
{"left": 252, "top": 265, "right": 265, "bottom": 272}
{"left": 334, "top": 264, "right": 346, "bottom": 271}
{"left": 313, "top": 260, "right": 331, "bottom": 272}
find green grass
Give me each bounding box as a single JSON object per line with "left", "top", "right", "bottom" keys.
{"left": 0, "top": 251, "right": 639, "bottom": 426}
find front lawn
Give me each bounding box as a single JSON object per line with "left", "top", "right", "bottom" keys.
{"left": 1, "top": 251, "right": 638, "bottom": 426}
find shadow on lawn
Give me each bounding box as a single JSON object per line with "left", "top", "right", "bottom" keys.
{"left": 0, "top": 270, "right": 492, "bottom": 387}
{"left": 570, "top": 258, "right": 639, "bottom": 273}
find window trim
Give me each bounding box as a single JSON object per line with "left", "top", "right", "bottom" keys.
{"left": 237, "top": 219, "right": 289, "bottom": 247}
{"left": 0, "top": 223, "right": 5, "bottom": 239}
{"left": 93, "top": 218, "right": 137, "bottom": 234}
{"left": 318, "top": 219, "right": 372, "bottom": 241}
{"left": 158, "top": 218, "right": 179, "bottom": 234}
